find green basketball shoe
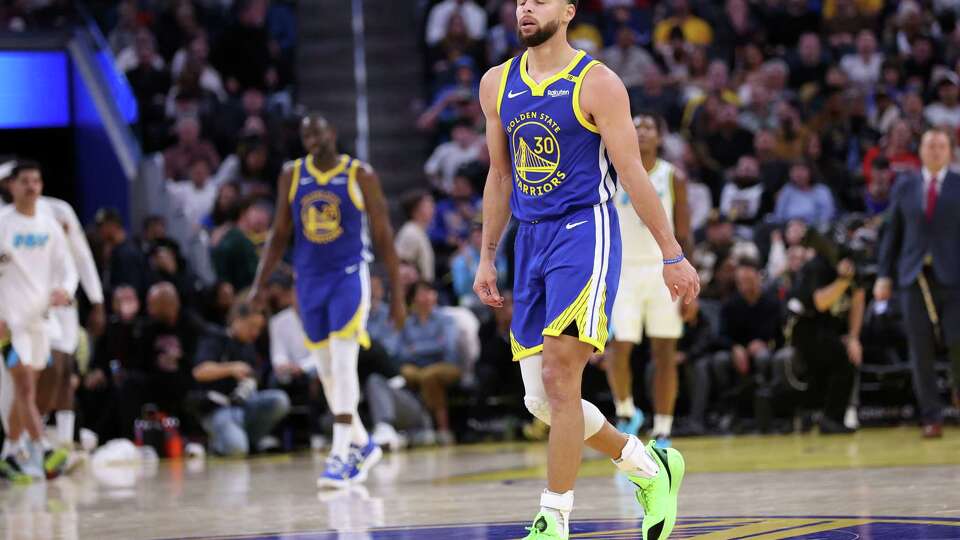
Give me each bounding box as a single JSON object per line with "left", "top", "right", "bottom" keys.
{"left": 522, "top": 511, "right": 567, "bottom": 539}
{"left": 625, "top": 440, "right": 685, "bottom": 540}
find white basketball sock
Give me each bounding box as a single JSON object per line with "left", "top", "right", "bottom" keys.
{"left": 331, "top": 422, "right": 352, "bottom": 461}
{"left": 55, "top": 410, "right": 75, "bottom": 446}
{"left": 613, "top": 434, "right": 659, "bottom": 477}
{"left": 615, "top": 397, "right": 636, "bottom": 419}
{"left": 539, "top": 489, "right": 573, "bottom": 537}
{"left": 653, "top": 414, "right": 673, "bottom": 437}
{"left": 351, "top": 414, "right": 369, "bottom": 446}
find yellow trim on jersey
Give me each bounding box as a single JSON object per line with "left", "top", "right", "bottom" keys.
{"left": 346, "top": 159, "right": 365, "bottom": 210}
{"left": 647, "top": 158, "right": 661, "bottom": 176}
{"left": 304, "top": 154, "right": 350, "bottom": 185}
{"left": 572, "top": 59, "right": 601, "bottom": 134}
{"left": 303, "top": 303, "right": 372, "bottom": 350}
{"left": 496, "top": 57, "right": 514, "bottom": 115}
{"left": 511, "top": 331, "right": 544, "bottom": 362}
{"left": 288, "top": 158, "right": 302, "bottom": 203}
{"left": 541, "top": 279, "right": 609, "bottom": 353}
{"left": 519, "top": 49, "right": 586, "bottom": 97}
{"left": 542, "top": 279, "right": 592, "bottom": 336}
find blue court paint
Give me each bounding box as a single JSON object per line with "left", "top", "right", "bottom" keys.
{"left": 178, "top": 516, "right": 960, "bottom": 540}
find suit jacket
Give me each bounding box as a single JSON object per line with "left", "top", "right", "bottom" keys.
{"left": 878, "top": 170, "right": 960, "bottom": 287}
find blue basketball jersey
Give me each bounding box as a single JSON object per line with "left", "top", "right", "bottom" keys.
{"left": 497, "top": 49, "right": 617, "bottom": 222}
{"left": 289, "top": 155, "right": 371, "bottom": 276}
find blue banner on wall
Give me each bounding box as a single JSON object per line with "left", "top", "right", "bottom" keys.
{"left": 0, "top": 51, "right": 70, "bottom": 129}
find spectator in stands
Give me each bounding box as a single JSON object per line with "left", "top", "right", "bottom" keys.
{"left": 676, "top": 299, "right": 719, "bottom": 434}
{"left": 80, "top": 285, "right": 146, "bottom": 441}
{"left": 924, "top": 73, "right": 960, "bottom": 130}
{"left": 211, "top": 0, "right": 274, "bottom": 94}
{"left": 368, "top": 275, "right": 402, "bottom": 358}
{"left": 165, "top": 63, "right": 223, "bottom": 125}
{"left": 204, "top": 182, "right": 241, "bottom": 235}
{"left": 719, "top": 155, "right": 773, "bottom": 233}
{"left": 712, "top": 259, "right": 786, "bottom": 429}
{"left": 167, "top": 157, "right": 218, "bottom": 228}
{"left": 771, "top": 102, "right": 809, "bottom": 162}
{"left": 108, "top": 0, "right": 139, "bottom": 55}
{"left": 171, "top": 32, "right": 227, "bottom": 101}
{"left": 475, "top": 291, "right": 524, "bottom": 407}
{"left": 762, "top": 0, "right": 819, "bottom": 49}
{"left": 154, "top": 0, "right": 202, "bottom": 61}
{"left": 419, "top": 61, "right": 481, "bottom": 135}
{"left": 902, "top": 35, "right": 937, "bottom": 89}
{"left": 840, "top": 30, "right": 883, "bottom": 88}
{"left": 395, "top": 190, "right": 436, "bottom": 282}
{"left": 164, "top": 116, "right": 220, "bottom": 181}
{"left": 788, "top": 33, "right": 829, "bottom": 90}
{"left": 429, "top": 169, "right": 481, "bottom": 252}
{"left": 790, "top": 233, "right": 863, "bottom": 434}
{"left": 653, "top": 0, "right": 713, "bottom": 46}
{"left": 145, "top": 242, "right": 200, "bottom": 303}
{"left": 202, "top": 281, "right": 236, "bottom": 328}
{"left": 602, "top": 26, "right": 655, "bottom": 90}
{"left": 711, "top": 0, "right": 756, "bottom": 60}
{"left": 143, "top": 282, "right": 208, "bottom": 428}
{"left": 862, "top": 119, "right": 921, "bottom": 188}
{"left": 773, "top": 162, "right": 836, "bottom": 228}
{"left": 95, "top": 208, "right": 149, "bottom": 297}
{"left": 864, "top": 156, "right": 894, "bottom": 216}
{"left": 397, "top": 281, "right": 461, "bottom": 445}
{"left": 211, "top": 199, "right": 268, "bottom": 292}
{"left": 486, "top": 0, "right": 519, "bottom": 65}
{"left": 217, "top": 135, "right": 278, "bottom": 196}
{"left": 124, "top": 29, "right": 171, "bottom": 152}
{"left": 627, "top": 66, "right": 677, "bottom": 121}
{"left": 694, "top": 102, "right": 754, "bottom": 195}
{"left": 193, "top": 302, "right": 290, "bottom": 456}
{"left": 823, "top": 0, "right": 877, "bottom": 47}
{"left": 424, "top": 121, "right": 482, "bottom": 193}
{"left": 425, "top": 0, "right": 487, "bottom": 47}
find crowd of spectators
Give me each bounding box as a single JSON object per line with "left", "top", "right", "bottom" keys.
{"left": 4, "top": 0, "right": 960, "bottom": 457}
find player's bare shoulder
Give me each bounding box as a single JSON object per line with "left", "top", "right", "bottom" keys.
{"left": 578, "top": 62, "right": 629, "bottom": 118}
{"left": 479, "top": 60, "right": 510, "bottom": 114}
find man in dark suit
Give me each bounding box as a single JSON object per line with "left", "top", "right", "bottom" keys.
{"left": 876, "top": 128, "right": 960, "bottom": 438}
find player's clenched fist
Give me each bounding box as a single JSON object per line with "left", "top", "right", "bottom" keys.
{"left": 473, "top": 260, "right": 503, "bottom": 308}
{"left": 663, "top": 258, "right": 700, "bottom": 305}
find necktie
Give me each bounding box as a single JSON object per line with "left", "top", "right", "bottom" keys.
{"left": 926, "top": 176, "right": 939, "bottom": 222}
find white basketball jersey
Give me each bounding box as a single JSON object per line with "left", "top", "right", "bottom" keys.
{"left": 614, "top": 158, "right": 675, "bottom": 264}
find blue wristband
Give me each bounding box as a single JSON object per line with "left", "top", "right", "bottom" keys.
{"left": 663, "top": 253, "right": 685, "bottom": 265}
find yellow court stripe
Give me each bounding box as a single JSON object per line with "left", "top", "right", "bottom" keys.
{"left": 496, "top": 57, "right": 514, "bottom": 115}
{"left": 519, "top": 49, "right": 585, "bottom": 96}
{"left": 572, "top": 59, "right": 601, "bottom": 134}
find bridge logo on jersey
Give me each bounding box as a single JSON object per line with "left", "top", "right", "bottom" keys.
{"left": 508, "top": 112, "right": 567, "bottom": 197}
{"left": 300, "top": 191, "right": 343, "bottom": 244}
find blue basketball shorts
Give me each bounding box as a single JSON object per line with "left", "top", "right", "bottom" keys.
{"left": 295, "top": 262, "right": 371, "bottom": 349}
{"left": 510, "top": 202, "right": 622, "bottom": 361}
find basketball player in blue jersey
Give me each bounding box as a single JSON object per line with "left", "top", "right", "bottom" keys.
{"left": 473, "top": 1, "right": 700, "bottom": 539}
{"left": 250, "top": 114, "right": 406, "bottom": 489}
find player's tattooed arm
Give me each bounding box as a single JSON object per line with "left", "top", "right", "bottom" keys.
{"left": 474, "top": 63, "right": 512, "bottom": 307}
{"left": 356, "top": 163, "right": 407, "bottom": 328}
{"left": 249, "top": 162, "right": 295, "bottom": 302}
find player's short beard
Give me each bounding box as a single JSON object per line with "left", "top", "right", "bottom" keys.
{"left": 518, "top": 18, "right": 560, "bottom": 48}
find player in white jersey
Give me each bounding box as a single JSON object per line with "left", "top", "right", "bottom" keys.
{"left": 0, "top": 161, "right": 78, "bottom": 481}
{"left": 33, "top": 194, "right": 105, "bottom": 453}
{"left": 609, "top": 114, "right": 692, "bottom": 446}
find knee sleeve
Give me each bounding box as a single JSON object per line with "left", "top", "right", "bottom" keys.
{"left": 520, "top": 355, "right": 605, "bottom": 439}
{"left": 327, "top": 338, "right": 361, "bottom": 415}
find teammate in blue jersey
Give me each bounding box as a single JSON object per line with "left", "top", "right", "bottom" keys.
{"left": 250, "top": 114, "right": 406, "bottom": 490}
{"left": 473, "top": 1, "right": 700, "bottom": 539}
